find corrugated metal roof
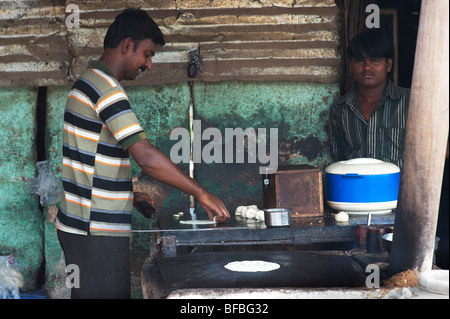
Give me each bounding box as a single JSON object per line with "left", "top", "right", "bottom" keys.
{"left": 0, "top": 0, "right": 340, "bottom": 87}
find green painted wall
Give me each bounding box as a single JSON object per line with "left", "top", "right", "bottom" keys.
{"left": 0, "top": 87, "right": 43, "bottom": 291}
{"left": 44, "top": 86, "right": 70, "bottom": 298}
{"left": 193, "top": 81, "right": 339, "bottom": 214}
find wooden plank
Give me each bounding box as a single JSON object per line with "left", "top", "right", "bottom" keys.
{"left": 390, "top": 0, "right": 449, "bottom": 275}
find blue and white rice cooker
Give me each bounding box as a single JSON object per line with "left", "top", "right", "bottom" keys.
{"left": 325, "top": 158, "right": 400, "bottom": 214}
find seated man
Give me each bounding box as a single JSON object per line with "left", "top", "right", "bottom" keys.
{"left": 329, "top": 29, "right": 410, "bottom": 169}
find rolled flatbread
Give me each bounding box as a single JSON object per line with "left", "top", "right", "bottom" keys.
{"left": 224, "top": 260, "right": 280, "bottom": 272}
{"left": 179, "top": 220, "right": 217, "bottom": 225}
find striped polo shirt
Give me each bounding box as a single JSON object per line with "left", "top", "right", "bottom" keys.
{"left": 329, "top": 80, "right": 410, "bottom": 169}
{"left": 56, "top": 60, "right": 147, "bottom": 237}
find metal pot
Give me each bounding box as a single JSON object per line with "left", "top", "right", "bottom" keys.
{"left": 264, "top": 208, "right": 291, "bottom": 227}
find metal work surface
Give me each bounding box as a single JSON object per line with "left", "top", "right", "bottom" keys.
{"left": 134, "top": 211, "right": 395, "bottom": 249}
{"left": 156, "top": 210, "right": 395, "bottom": 230}
{"left": 141, "top": 250, "right": 367, "bottom": 298}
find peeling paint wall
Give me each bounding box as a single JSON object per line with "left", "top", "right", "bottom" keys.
{"left": 0, "top": 0, "right": 69, "bottom": 87}
{"left": 0, "top": 87, "right": 43, "bottom": 290}
{"left": 1, "top": 0, "right": 340, "bottom": 87}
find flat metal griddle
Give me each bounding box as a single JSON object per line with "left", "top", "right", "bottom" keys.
{"left": 142, "top": 250, "right": 367, "bottom": 298}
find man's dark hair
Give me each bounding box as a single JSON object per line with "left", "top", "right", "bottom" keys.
{"left": 103, "top": 8, "right": 165, "bottom": 49}
{"left": 348, "top": 29, "right": 394, "bottom": 60}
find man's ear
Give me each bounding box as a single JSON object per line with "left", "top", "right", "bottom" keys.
{"left": 386, "top": 58, "right": 393, "bottom": 73}
{"left": 121, "top": 37, "right": 134, "bottom": 54}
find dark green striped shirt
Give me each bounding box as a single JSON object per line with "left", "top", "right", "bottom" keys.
{"left": 329, "top": 80, "right": 410, "bottom": 169}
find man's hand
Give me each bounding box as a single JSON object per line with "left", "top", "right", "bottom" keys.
{"left": 197, "top": 190, "right": 230, "bottom": 223}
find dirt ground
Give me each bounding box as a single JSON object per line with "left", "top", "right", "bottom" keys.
{"left": 383, "top": 269, "right": 419, "bottom": 288}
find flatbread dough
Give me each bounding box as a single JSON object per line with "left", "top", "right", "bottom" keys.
{"left": 180, "top": 220, "right": 217, "bottom": 225}
{"left": 334, "top": 212, "right": 349, "bottom": 222}
{"left": 224, "top": 260, "right": 280, "bottom": 272}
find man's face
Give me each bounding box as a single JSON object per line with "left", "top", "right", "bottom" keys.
{"left": 123, "top": 38, "right": 158, "bottom": 81}
{"left": 350, "top": 55, "right": 392, "bottom": 89}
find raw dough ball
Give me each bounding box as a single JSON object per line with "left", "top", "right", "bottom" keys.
{"left": 246, "top": 208, "right": 257, "bottom": 219}
{"left": 256, "top": 210, "right": 265, "bottom": 221}
{"left": 241, "top": 206, "right": 249, "bottom": 217}
{"left": 236, "top": 205, "right": 260, "bottom": 218}
{"left": 335, "top": 211, "right": 349, "bottom": 222}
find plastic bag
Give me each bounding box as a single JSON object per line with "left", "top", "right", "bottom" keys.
{"left": 0, "top": 255, "right": 24, "bottom": 299}
{"left": 29, "top": 160, "right": 63, "bottom": 206}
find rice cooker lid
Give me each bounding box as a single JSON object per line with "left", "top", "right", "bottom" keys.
{"left": 325, "top": 158, "right": 400, "bottom": 175}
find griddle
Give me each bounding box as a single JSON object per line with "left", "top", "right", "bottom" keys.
{"left": 141, "top": 250, "right": 367, "bottom": 298}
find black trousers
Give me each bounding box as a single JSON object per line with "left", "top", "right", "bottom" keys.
{"left": 57, "top": 229, "right": 131, "bottom": 299}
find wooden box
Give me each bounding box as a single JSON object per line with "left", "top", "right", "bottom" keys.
{"left": 262, "top": 165, "right": 324, "bottom": 217}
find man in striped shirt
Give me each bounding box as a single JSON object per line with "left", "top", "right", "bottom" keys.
{"left": 329, "top": 30, "right": 410, "bottom": 169}
{"left": 56, "top": 8, "right": 230, "bottom": 298}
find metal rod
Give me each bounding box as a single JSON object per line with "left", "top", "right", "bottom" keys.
{"left": 188, "top": 81, "right": 196, "bottom": 220}
{"left": 175, "top": 239, "right": 295, "bottom": 246}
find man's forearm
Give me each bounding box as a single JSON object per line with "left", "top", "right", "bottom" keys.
{"left": 128, "top": 139, "right": 205, "bottom": 198}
